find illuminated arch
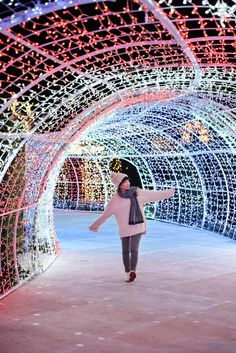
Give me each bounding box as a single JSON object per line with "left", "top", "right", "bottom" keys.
{"left": 0, "top": 0, "right": 235, "bottom": 298}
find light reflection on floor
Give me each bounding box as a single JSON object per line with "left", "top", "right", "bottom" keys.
{"left": 1, "top": 209, "right": 236, "bottom": 353}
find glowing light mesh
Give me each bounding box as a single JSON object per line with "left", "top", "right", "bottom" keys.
{"left": 0, "top": 0, "right": 235, "bottom": 297}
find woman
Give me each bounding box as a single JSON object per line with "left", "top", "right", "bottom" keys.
{"left": 89, "top": 172, "right": 175, "bottom": 282}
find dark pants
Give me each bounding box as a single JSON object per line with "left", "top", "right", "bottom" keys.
{"left": 121, "top": 234, "right": 142, "bottom": 273}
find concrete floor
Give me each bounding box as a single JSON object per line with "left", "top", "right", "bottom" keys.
{"left": 1, "top": 209, "right": 236, "bottom": 353}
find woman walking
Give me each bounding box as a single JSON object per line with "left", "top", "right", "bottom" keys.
{"left": 89, "top": 172, "right": 175, "bottom": 282}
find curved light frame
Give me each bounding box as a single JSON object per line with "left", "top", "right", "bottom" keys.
{"left": 0, "top": 0, "right": 235, "bottom": 298}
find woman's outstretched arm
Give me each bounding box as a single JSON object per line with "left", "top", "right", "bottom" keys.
{"left": 139, "top": 188, "right": 175, "bottom": 204}
{"left": 88, "top": 198, "right": 114, "bottom": 232}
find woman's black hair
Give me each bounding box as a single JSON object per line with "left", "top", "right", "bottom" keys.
{"left": 117, "top": 176, "right": 137, "bottom": 195}
{"left": 117, "top": 176, "right": 130, "bottom": 191}
{"left": 118, "top": 176, "right": 130, "bottom": 187}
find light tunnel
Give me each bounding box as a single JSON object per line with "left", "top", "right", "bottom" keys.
{"left": 0, "top": 0, "right": 235, "bottom": 298}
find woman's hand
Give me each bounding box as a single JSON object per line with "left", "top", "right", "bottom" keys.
{"left": 89, "top": 225, "right": 98, "bottom": 232}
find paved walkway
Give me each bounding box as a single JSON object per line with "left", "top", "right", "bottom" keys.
{"left": 1, "top": 209, "right": 236, "bottom": 353}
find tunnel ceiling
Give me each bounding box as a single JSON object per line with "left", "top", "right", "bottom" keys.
{"left": 0, "top": 0, "right": 235, "bottom": 151}
{"left": 0, "top": 0, "right": 235, "bottom": 215}
{"left": 0, "top": 0, "right": 235, "bottom": 194}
